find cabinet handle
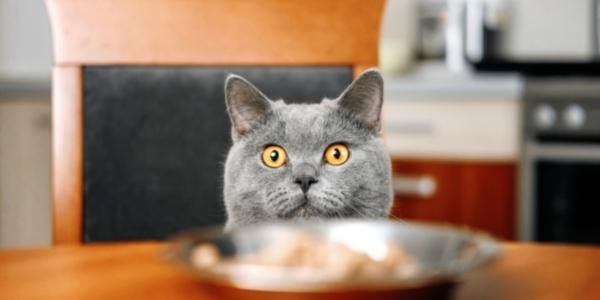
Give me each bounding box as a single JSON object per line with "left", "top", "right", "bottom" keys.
{"left": 393, "top": 175, "right": 437, "bottom": 199}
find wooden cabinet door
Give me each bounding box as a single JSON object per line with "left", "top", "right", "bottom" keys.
{"left": 391, "top": 160, "right": 516, "bottom": 240}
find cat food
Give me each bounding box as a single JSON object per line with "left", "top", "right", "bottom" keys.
{"left": 191, "top": 232, "right": 417, "bottom": 281}
{"left": 191, "top": 244, "right": 221, "bottom": 268}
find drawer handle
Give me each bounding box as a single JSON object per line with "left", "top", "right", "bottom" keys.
{"left": 393, "top": 175, "right": 437, "bottom": 199}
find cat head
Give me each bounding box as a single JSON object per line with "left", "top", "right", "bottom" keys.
{"left": 223, "top": 69, "right": 392, "bottom": 229}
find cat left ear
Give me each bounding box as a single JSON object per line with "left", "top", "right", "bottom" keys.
{"left": 224, "top": 74, "right": 272, "bottom": 139}
{"left": 337, "top": 68, "right": 384, "bottom": 132}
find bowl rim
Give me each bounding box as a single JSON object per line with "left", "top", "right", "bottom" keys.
{"left": 163, "top": 220, "right": 501, "bottom": 292}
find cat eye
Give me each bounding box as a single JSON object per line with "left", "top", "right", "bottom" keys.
{"left": 261, "top": 145, "right": 288, "bottom": 168}
{"left": 324, "top": 143, "right": 349, "bottom": 166}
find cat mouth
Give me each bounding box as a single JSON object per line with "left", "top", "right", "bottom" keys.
{"left": 279, "top": 194, "right": 341, "bottom": 219}
{"left": 293, "top": 206, "right": 310, "bottom": 218}
{"left": 285, "top": 201, "right": 321, "bottom": 218}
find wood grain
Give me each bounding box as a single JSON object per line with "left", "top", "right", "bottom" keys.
{"left": 51, "top": 66, "right": 83, "bottom": 245}
{"left": 0, "top": 242, "right": 598, "bottom": 300}
{"left": 456, "top": 243, "right": 600, "bottom": 300}
{"left": 45, "top": 0, "right": 384, "bottom": 67}
{"left": 353, "top": 65, "right": 377, "bottom": 77}
{"left": 391, "top": 160, "right": 516, "bottom": 240}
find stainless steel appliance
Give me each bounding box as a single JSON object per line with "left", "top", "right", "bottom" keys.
{"left": 450, "top": 0, "right": 600, "bottom": 74}
{"left": 521, "top": 79, "right": 600, "bottom": 244}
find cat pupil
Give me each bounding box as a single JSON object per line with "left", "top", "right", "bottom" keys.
{"left": 270, "top": 151, "right": 279, "bottom": 161}
{"left": 333, "top": 148, "right": 341, "bottom": 159}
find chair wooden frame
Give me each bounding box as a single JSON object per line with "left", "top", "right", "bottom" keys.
{"left": 46, "top": 0, "right": 386, "bottom": 244}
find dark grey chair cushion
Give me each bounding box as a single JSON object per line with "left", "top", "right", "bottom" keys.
{"left": 83, "top": 66, "right": 352, "bottom": 242}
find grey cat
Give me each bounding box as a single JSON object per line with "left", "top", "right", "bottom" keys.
{"left": 223, "top": 69, "right": 392, "bottom": 230}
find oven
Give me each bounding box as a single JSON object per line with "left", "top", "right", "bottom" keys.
{"left": 521, "top": 78, "right": 600, "bottom": 244}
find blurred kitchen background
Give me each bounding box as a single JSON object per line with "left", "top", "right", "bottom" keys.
{"left": 0, "top": 0, "right": 52, "bottom": 247}
{"left": 1, "top": 0, "right": 599, "bottom": 248}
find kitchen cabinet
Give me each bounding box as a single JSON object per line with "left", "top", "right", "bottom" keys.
{"left": 391, "top": 159, "right": 516, "bottom": 240}
{"left": 382, "top": 70, "right": 520, "bottom": 240}
{"left": 0, "top": 97, "right": 52, "bottom": 248}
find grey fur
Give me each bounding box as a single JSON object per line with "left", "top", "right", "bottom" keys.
{"left": 223, "top": 69, "right": 392, "bottom": 230}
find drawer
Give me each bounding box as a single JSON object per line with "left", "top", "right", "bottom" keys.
{"left": 382, "top": 97, "right": 519, "bottom": 161}
{"left": 390, "top": 159, "right": 516, "bottom": 240}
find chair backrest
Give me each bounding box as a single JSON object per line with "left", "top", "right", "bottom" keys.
{"left": 46, "top": 0, "right": 385, "bottom": 244}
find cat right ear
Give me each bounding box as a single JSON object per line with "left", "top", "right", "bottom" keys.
{"left": 224, "top": 74, "right": 272, "bottom": 139}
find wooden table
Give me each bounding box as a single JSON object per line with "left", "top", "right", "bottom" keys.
{"left": 0, "top": 242, "right": 599, "bottom": 300}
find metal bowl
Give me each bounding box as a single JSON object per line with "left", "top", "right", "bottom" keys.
{"left": 165, "top": 220, "right": 500, "bottom": 300}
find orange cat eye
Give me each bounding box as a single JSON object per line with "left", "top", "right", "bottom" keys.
{"left": 324, "top": 143, "right": 349, "bottom": 166}
{"left": 261, "top": 145, "right": 288, "bottom": 168}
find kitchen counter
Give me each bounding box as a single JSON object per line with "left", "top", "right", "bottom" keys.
{"left": 384, "top": 63, "right": 522, "bottom": 99}
{"left": 0, "top": 80, "right": 50, "bottom": 98}
{"left": 0, "top": 242, "right": 598, "bottom": 299}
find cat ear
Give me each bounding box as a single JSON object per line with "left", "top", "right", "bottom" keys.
{"left": 337, "top": 69, "right": 384, "bottom": 132}
{"left": 224, "top": 74, "right": 272, "bottom": 139}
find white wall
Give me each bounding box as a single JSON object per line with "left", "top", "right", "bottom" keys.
{"left": 0, "top": 0, "right": 52, "bottom": 80}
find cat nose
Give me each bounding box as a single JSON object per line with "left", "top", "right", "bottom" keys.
{"left": 292, "top": 162, "right": 318, "bottom": 193}
{"left": 294, "top": 176, "right": 318, "bottom": 193}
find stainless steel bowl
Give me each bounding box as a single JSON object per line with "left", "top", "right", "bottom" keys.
{"left": 165, "top": 220, "right": 500, "bottom": 300}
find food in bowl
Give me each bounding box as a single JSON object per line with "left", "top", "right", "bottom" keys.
{"left": 168, "top": 220, "right": 500, "bottom": 299}
{"left": 191, "top": 231, "right": 419, "bottom": 282}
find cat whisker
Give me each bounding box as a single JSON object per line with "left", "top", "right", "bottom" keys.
{"left": 338, "top": 188, "right": 395, "bottom": 220}
{"left": 343, "top": 201, "right": 370, "bottom": 219}
{"left": 352, "top": 187, "right": 407, "bottom": 223}
{"left": 270, "top": 195, "right": 288, "bottom": 208}
{"left": 386, "top": 212, "right": 408, "bottom": 223}
{"left": 357, "top": 186, "right": 389, "bottom": 197}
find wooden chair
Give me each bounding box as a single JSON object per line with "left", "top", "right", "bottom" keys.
{"left": 46, "top": 0, "right": 385, "bottom": 244}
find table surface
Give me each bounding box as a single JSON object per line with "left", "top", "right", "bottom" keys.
{"left": 0, "top": 242, "right": 599, "bottom": 300}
